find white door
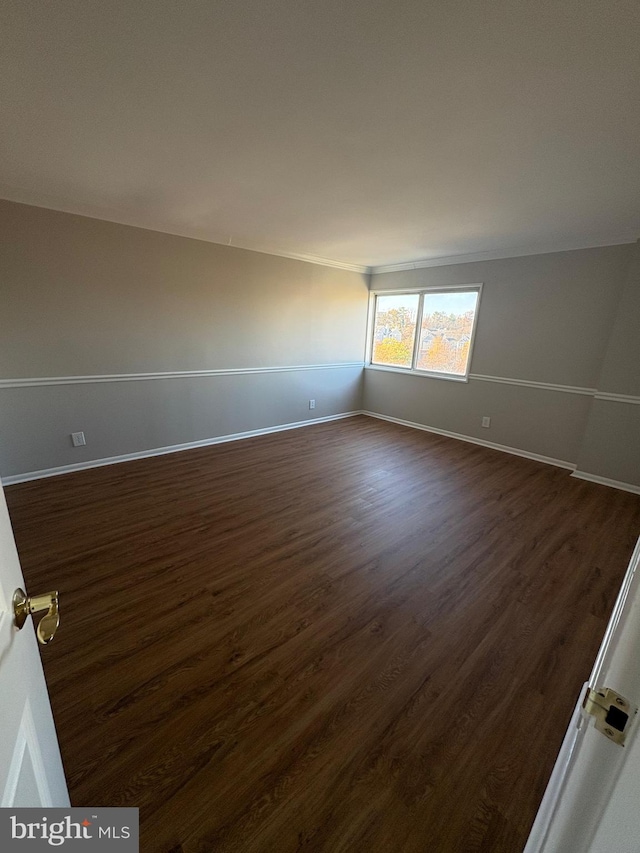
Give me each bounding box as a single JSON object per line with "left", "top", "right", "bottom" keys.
{"left": 525, "top": 534, "right": 640, "bottom": 852}
{"left": 0, "top": 476, "right": 69, "bottom": 807}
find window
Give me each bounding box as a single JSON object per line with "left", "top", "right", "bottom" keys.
{"left": 369, "top": 285, "right": 481, "bottom": 380}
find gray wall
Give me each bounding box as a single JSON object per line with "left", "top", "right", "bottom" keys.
{"left": 0, "top": 200, "right": 368, "bottom": 479}
{"left": 2, "top": 197, "right": 638, "bottom": 489}
{"left": 363, "top": 243, "right": 640, "bottom": 486}
{"left": 576, "top": 241, "right": 640, "bottom": 485}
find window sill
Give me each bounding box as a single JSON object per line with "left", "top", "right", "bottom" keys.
{"left": 364, "top": 364, "right": 469, "bottom": 383}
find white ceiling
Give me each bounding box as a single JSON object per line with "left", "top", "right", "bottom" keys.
{"left": 1, "top": 0, "right": 639, "bottom": 271}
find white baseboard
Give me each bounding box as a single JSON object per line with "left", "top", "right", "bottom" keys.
{"left": 364, "top": 411, "right": 640, "bottom": 493}
{"left": 361, "top": 410, "right": 577, "bottom": 470}
{"left": 4, "top": 410, "right": 639, "bottom": 497}
{"left": 1, "top": 411, "right": 363, "bottom": 486}
{"left": 570, "top": 470, "right": 640, "bottom": 495}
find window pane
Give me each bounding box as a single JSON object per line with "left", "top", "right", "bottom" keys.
{"left": 416, "top": 291, "right": 478, "bottom": 375}
{"left": 371, "top": 293, "right": 419, "bottom": 368}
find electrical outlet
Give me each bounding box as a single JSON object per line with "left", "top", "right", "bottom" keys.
{"left": 71, "top": 431, "right": 86, "bottom": 447}
{"left": 309, "top": 399, "right": 316, "bottom": 410}
{"left": 481, "top": 417, "right": 491, "bottom": 428}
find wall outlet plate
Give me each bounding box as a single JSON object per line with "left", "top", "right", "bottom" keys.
{"left": 71, "top": 431, "right": 86, "bottom": 447}
{"left": 481, "top": 417, "right": 491, "bottom": 428}
{"left": 309, "top": 399, "right": 316, "bottom": 410}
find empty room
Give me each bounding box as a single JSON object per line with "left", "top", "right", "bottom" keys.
{"left": 1, "top": 2, "right": 639, "bottom": 852}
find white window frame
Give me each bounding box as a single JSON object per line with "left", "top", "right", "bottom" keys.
{"left": 365, "top": 283, "right": 483, "bottom": 382}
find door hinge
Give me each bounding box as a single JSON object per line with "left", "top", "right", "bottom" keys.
{"left": 583, "top": 686, "right": 637, "bottom": 746}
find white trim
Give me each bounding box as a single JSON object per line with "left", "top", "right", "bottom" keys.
{"left": 594, "top": 391, "right": 640, "bottom": 405}
{"left": 589, "top": 536, "right": 640, "bottom": 687}
{"left": 361, "top": 411, "right": 576, "bottom": 471}
{"left": 0, "top": 362, "right": 364, "bottom": 390}
{"left": 365, "top": 367, "right": 595, "bottom": 395}
{"left": 4, "top": 408, "right": 637, "bottom": 493}
{"left": 1, "top": 367, "right": 635, "bottom": 404}
{"left": 1, "top": 699, "right": 53, "bottom": 808}
{"left": 364, "top": 411, "right": 640, "bottom": 493}
{"left": 470, "top": 374, "right": 596, "bottom": 396}
{"left": 569, "top": 471, "right": 640, "bottom": 495}
{"left": 226, "top": 244, "right": 368, "bottom": 274}
{"left": 523, "top": 684, "right": 588, "bottom": 853}
{"left": 0, "top": 190, "right": 370, "bottom": 273}
{"left": 2, "top": 412, "right": 363, "bottom": 485}
{"left": 369, "top": 237, "right": 636, "bottom": 274}
{"left": 366, "top": 283, "right": 482, "bottom": 383}
{"left": 365, "top": 364, "right": 468, "bottom": 382}
{"left": 364, "top": 291, "right": 376, "bottom": 366}
{"left": 369, "top": 283, "right": 484, "bottom": 295}
{"left": 1, "top": 189, "right": 635, "bottom": 275}
{"left": 525, "top": 535, "right": 640, "bottom": 852}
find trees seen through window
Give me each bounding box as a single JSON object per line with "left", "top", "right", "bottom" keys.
{"left": 370, "top": 288, "right": 480, "bottom": 379}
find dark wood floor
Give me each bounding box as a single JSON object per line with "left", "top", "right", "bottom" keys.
{"left": 6, "top": 416, "right": 640, "bottom": 852}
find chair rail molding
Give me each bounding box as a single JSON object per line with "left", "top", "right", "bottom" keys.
{"left": 0, "top": 362, "right": 365, "bottom": 389}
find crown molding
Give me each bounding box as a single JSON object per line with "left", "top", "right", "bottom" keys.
{"left": 225, "top": 243, "right": 369, "bottom": 274}
{"left": 0, "top": 190, "right": 370, "bottom": 275}
{"left": 369, "top": 237, "right": 637, "bottom": 275}
{"left": 1, "top": 190, "right": 636, "bottom": 277}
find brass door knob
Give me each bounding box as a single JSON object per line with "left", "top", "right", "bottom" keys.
{"left": 13, "top": 588, "right": 60, "bottom": 645}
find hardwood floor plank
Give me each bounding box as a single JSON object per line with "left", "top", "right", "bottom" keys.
{"left": 5, "top": 416, "right": 640, "bottom": 852}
